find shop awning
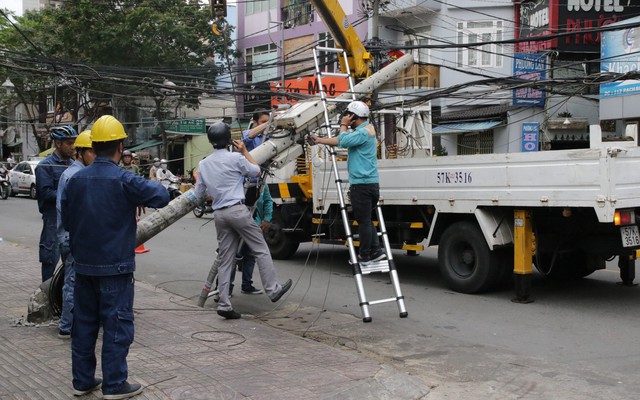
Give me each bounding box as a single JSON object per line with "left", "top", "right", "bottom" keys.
{"left": 432, "top": 120, "right": 502, "bottom": 135}
{"left": 127, "top": 140, "right": 163, "bottom": 152}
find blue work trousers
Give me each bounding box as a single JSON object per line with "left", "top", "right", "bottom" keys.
{"left": 350, "top": 183, "right": 381, "bottom": 258}
{"left": 58, "top": 242, "right": 75, "bottom": 334}
{"left": 39, "top": 215, "right": 60, "bottom": 282}
{"left": 72, "top": 273, "right": 135, "bottom": 395}
{"left": 230, "top": 243, "right": 257, "bottom": 292}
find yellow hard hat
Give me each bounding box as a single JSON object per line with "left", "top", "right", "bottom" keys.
{"left": 91, "top": 115, "right": 127, "bottom": 143}
{"left": 74, "top": 130, "right": 92, "bottom": 149}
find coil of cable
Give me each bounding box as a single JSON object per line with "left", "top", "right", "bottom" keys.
{"left": 49, "top": 263, "right": 65, "bottom": 317}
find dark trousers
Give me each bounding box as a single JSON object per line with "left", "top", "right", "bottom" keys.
{"left": 39, "top": 215, "right": 59, "bottom": 282}
{"left": 72, "top": 273, "right": 135, "bottom": 395}
{"left": 230, "top": 243, "right": 257, "bottom": 292}
{"left": 350, "top": 183, "right": 381, "bottom": 258}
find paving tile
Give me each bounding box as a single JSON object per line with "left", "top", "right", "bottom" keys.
{"left": 0, "top": 242, "right": 428, "bottom": 400}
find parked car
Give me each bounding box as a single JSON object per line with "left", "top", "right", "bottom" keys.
{"left": 8, "top": 160, "right": 39, "bottom": 199}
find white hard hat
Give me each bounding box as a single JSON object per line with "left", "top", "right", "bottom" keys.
{"left": 346, "top": 101, "right": 369, "bottom": 118}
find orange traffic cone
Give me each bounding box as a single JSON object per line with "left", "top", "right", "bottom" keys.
{"left": 134, "top": 218, "right": 150, "bottom": 254}
{"left": 135, "top": 242, "right": 150, "bottom": 254}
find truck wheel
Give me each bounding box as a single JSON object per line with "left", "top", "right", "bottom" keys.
{"left": 29, "top": 184, "right": 37, "bottom": 199}
{"left": 265, "top": 209, "right": 299, "bottom": 259}
{"left": 438, "top": 221, "right": 500, "bottom": 293}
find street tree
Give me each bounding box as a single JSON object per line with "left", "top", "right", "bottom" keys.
{"left": 0, "top": 1, "right": 236, "bottom": 154}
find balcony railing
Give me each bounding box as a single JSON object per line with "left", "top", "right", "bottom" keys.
{"left": 381, "top": 0, "right": 441, "bottom": 17}
{"left": 282, "top": 1, "right": 314, "bottom": 29}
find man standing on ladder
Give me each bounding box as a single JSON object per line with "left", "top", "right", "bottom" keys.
{"left": 310, "top": 100, "right": 386, "bottom": 265}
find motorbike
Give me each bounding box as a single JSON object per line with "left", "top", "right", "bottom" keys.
{"left": 167, "top": 180, "right": 182, "bottom": 200}
{"left": 193, "top": 199, "right": 214, "bottom": 218}
{"left": 0, "top": 169, "right": 9, "bottom": 200}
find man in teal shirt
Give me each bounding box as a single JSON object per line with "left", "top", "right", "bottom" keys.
{"left": 310, "top": 101, "right": 386, "bottom": 265}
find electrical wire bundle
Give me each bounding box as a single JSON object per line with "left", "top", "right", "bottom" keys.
{"left": 49, "top": 263, "right": 65, "bottom": 317}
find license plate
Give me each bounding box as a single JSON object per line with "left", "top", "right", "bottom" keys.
{"left": 620, "top": 225, "right": 640, "bottom": 247}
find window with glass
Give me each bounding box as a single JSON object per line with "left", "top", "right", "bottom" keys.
{"left": 404, "top": 27, "right": 430, "bottom": 64}
{"left": 247, "top": 0, "right": 277, "bottom": 15}
{"left": 245, "top": 44, "right": 279, "bottom": 83}
{"left": 457, "top": 21, "right": 503, "bottom": 68}
{"left": 46, "top": 96, "right": 55, "bottom": 113}
{"left": 282, "top": 0, "right": 314, "bottom": 28}
{"left": 403, "top": 27, "right": 432, "bottom": 88}
{"left": 318, "top": 32, "right": 337, "bottom": 73}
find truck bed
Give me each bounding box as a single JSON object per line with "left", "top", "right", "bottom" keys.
{"left": 312, "top": 146, "right": 640, "bottom": 223}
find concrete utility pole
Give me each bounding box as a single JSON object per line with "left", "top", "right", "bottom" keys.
{"left": 135, "top": 53, "right": 415, "bottom": 246}
{"left": 370, "top": 0, "right": 380, "bottom": 41}
{"left": 366, "top": 0, "right": 382, "bottom": 95}
{"left": 27, "top": 54, "right": 415, "bottom": 321}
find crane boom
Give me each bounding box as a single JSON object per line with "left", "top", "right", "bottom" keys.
{"left": 309, "top": 0, "right": 371, "bottom": 78}
{"left": 135, "top": 54, "right": 414, "bottom": 245}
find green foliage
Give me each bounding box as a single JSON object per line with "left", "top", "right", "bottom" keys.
{"left": 7, "top": 0, "right": 212, "bottom": 67}
{"left": 0, "top": 1, "right": 238, "bottom": 150}
{"left": 1, "top": 1, "right": 235, "bottom": 104}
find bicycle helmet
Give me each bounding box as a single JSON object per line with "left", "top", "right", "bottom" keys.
{"left": 50, "top": 125, "right": 78, "bottom": 140}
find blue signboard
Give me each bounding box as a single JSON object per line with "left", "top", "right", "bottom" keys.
{"left": 522, "top": 122, "right": 539, "bottom": 152}
{"left": 600, "top": 16, "right": 640, "bottom": 98}
{"left": 513, "top": 54, "right": 546, "bottom": 107}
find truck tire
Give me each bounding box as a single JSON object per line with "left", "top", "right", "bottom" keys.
{"left": 438, "top": 221, "right": 500, "bottom": 293}
{"left": 264, "top": 209, "right": 299, "bottom": 259}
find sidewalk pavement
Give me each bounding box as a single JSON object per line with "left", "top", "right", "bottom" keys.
{"left": 0, "top": 241, "right": 430, "bottom": 400}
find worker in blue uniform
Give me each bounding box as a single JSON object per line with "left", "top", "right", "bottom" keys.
{"left": 61, "top": 115, "right": 169, "bottom": 399}
{"left": 35, "top": 125, "right": 77, "bottom": 282}
{"left": 56, "top": 130, "right": 96, "bottom": 339}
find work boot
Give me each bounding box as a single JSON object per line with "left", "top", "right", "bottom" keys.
{"left": 217, "top": 309, "right": 241, "bottom": 319}
{"left": 102, "top": 381, "right": 143, "bottom": 400}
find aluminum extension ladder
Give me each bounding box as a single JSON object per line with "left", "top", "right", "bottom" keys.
{"left": 312, "top": 46, "right": 408, "bottom": 322}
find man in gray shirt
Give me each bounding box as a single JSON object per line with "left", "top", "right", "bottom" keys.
{"left": 194, "top": 122, "right": 292, "bottom": 319}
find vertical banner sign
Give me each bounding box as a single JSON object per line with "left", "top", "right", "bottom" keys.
{"left": 517, "top": 0, "right": 553, "bottom": 52}
{"left": 522, "top": 122, "right": 539, "bottom": 152}
{"left": 600, "top": 15, "right": 640, "bottom": 98}
{"left": 513, "top": 54, "right": 546, "bottom": 106}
